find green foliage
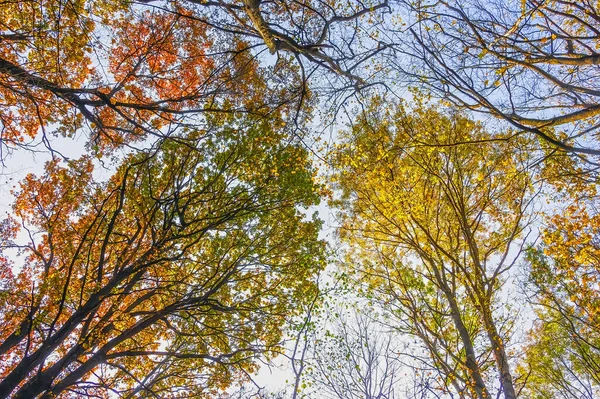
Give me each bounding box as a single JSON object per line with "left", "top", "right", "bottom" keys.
{"left": 0, "top": 112, "right": 326, "bottom": 398}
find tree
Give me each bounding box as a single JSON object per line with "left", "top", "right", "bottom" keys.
{"left": 517, "top": 318, "right": 599, "bottom": 399}
{"left": 517, "top": 195, "right": 600, "bottom": 399}
{"left": 0, "top": 111, "right": 326, "bottom": 398}
{"left": 0, "top": 0, "right": 390, "bottom": 158}
{"left": 305, "top": 306, "right": 401, "bottom": 399}
{"left": 331, "top": 100, "right": 538, "bottom": 399}
{"left": 394, "top": 0, "right": 600, "bottom": 158}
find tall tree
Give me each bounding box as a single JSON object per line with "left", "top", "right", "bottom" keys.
{"left": 518, "top": 192, "right": 600, "bottom": 399}
{"left": 393, "top": 0, "right": 600, "bottom": 158}
{"left": 0, "top": 0, "right": 390, "bottom": 158}
{"left": 0, "top": 111, "right": 325, "bottom": 398}
{"left": 331, "top": 100, "right": 538, "bottom": 399}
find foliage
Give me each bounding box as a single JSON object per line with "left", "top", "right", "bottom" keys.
{"left": 0, "top": 112, "right": 326, "bottom": 398}
{"left": 518, "top": 198, "right": 600, "bottom": 399}
{"left": 1, "top": 1, "right": 600, "bottom": 398}
{"left": 0, "top": 0, "right": 390, "bottom": 158}
{"left": 331, "top": 100, "right": 538, "bottom": 399}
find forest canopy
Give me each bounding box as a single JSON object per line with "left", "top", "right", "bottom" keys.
{"left": 0, "top": 1, "right": 598, "bottom": 398}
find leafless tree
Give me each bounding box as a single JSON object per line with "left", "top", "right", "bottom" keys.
{"left": 305, "top": 306, "right": 401, "bottom": 399}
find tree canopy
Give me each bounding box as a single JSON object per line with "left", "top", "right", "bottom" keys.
{"left": 331, "top": 101, "right": 537, "bottom": 399}
{"left": 0, "top": 112, "right": 325, "bottom": 398}
{"left": 1, "top": 1, "right": 599, "bottom": 398}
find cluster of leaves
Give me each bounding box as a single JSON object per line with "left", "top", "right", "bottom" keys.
{"left": 0, "top": 111, "right": 326, "bottom": 398}
{"left": 0, "top": 0, "right": 391, "bottom": 158}
{"left": 519, "top": 197, "right": 600, "bottom": 399}
{"left": 331, "top": 100, "right": 538, "bottom": 399}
